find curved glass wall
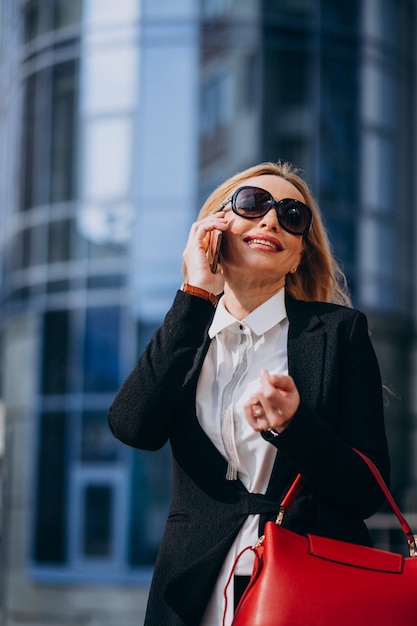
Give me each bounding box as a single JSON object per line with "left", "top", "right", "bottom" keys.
{"left": 0, "top": 0, "right": 173, "bottom": 583}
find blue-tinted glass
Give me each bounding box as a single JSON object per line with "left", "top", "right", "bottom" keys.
{"left": 326, "top": 217, "right": 356, "bottom": 268}
{"left": 83, "top": 485, "right": 113, "bottom": 557}
{"left": 87, "top": 241, "right": 126, "bottom": 260}
{"left": 24, "top": 1, "right": 41, "bottom": 42}
{"left": 42, "top": 310, "right": 69, "bottom": 394}
{"left": 241, "top": 53, "right": 260, "bottom": 111}
{"left": 22, "top": 228, "right": 31, "bottom": 269}
{"left": 129, "top": 448, "right": 172, "bottom": 566}
{"left": 21, "top": 60, "right": 78, "bottom": 211}
{"left": 265, "top": 49, "right": 311, "bottom": 109}
{"left": 262, "top": 47, "right": 311, "bottom": 165}
{"left": 46, "top": 279, "right": 70, "bottom": 294}
{"left": 81, "top": 411, "right": 119, "bottom": 462}
{"left": 87, "top": 274, "right": 125, "bottom": 289}
{"left": 274, "top": 138, "right": 309, "bottom": 175}
{"left": 48, "top": 219, "right": 71, "bottom": 263}
{"left": 23, "top": 0, "right": 80, "bottom": 41}
{"left": 320, "top": 54, "right": 359, "bottom": 205}
{"left": 3, "top": 235, "right": 21, "bottom": 274}
{"left": 263, "top": 0, "right": 313, "bottom": 19}
{"left": 53, "top": 0, "right": 82, "bottom": 28}
{"left": 33, "top": 411, "right": 67, "bottom": 564}
{"left": 51, "top": 61, "right": 78, "bottom": 203}
{"left": 83, "top": 306, "right": 120, "bottom": 392}
{"left": 321, "top": 0, "right": 359, "bottom": 29}
{"left": 31, "top": 223, "right": 48, "bottom": 266}
{"left": 21, "top": 74, "right": 37, "bottom": 211}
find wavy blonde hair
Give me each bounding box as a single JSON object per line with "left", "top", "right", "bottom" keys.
{"left": 192, "top": 161, "right": 351, "bottom": 306}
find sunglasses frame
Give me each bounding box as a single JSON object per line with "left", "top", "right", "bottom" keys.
{"left": 221, "top": 186, "right": 312, "bottom": 237}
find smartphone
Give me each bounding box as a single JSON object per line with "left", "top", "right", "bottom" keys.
{"left": 207, "top": 229, "right": 222, "bottom": 274}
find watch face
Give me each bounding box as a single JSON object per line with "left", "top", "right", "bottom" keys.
{"left": 267, "top": 428, "right": 280, "bottom": 437}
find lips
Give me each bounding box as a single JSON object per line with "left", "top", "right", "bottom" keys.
{"left": 244, "top": 235, "right": 283, "bottom": 251}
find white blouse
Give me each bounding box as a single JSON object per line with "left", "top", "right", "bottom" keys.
{"left": 196, "top": 289, "right": 289, "bottom": 625}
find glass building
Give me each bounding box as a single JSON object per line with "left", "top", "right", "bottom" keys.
{"left": 0, "top": 1, "right": 415, "bottom": 623}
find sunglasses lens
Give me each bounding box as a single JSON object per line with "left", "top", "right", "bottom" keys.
{"left": 234, "top": 188, "right": 272, "bottom": 218}
{"left": 278, "top": 200, "right": 311, "bottom": 235}
{"left": 232, "top": 187, "right": 312, "bottom": 235}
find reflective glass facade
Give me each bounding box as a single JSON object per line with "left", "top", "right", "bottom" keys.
{"left": 1, "top": 0, "right": 181, "bottom": 588}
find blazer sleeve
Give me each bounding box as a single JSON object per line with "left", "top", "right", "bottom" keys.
{"left": 264, "top": 308, "right": 391, "bottom": 520}
{"left": 108, "top": 290, "right": 215, "bottom": 451}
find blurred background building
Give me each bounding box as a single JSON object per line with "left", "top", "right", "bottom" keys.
{"left": 0, "top": 0, "right": 415, "bottom": 624}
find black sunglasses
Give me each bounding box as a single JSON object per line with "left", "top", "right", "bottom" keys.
{"left": 221, "top": 186, "right": 312, "bottom": 237}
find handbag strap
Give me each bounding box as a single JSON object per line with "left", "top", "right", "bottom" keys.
{"left": 276, "top": 448, "right": 417, "bottom": 557}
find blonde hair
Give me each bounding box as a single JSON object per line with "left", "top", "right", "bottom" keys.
{"left": 193, "top": 161, "right": 351, "bottom": 306}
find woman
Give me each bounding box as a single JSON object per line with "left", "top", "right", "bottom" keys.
{"left": 108, "top": 161, "right": 390, "bottom": 626}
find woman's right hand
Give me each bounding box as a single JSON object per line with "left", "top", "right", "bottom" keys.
{"left": 244, "top": 369, "right": 300, "bottom": 434}
{"left": 183, "top": 212, "right": 228, "bottom": 295}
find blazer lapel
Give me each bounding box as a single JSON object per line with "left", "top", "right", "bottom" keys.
{"left": 263, "top": 295, "right": 327, "bottom": 507}
{"left": 285, "top": 293, "right": 325, "bottom": 412}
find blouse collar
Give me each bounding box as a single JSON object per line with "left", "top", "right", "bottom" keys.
{"left": 209, "top": 288, "right": 287, "bottom": 338}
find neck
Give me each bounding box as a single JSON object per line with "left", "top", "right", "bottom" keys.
{"left": 222, "top": 280, "right": 285, "bottom": 320}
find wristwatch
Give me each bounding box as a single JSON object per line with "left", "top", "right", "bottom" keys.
{"left": 267, "top": 428, "right": 280, "bottom": 437}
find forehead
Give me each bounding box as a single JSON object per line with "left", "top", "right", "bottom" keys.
{"left": 234, "top": 174, "right": 305, "bottom": 203}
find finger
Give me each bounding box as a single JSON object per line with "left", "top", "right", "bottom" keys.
{"left": 261, "top": 370, "right": 296, "bottom": 395}
{"left": 244, "top": 401, "right": 261, "bottom": 428}
{"left": 198, "top": 212, "right": 228, "bottom": 234}
{"left": 244, "top": 400, "right": 270, "bottom": 431}
{"left": 243, "top": 396, "right": 262, "bottom": 417}
{"left": 259, "top": 371, "right": 299, "bottom": 417}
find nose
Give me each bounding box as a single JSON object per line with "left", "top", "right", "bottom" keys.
{"left": 258, "top": 205, "right": 280, "bottom": 231}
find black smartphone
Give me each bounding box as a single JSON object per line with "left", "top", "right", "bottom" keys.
{"left": 207, "top": 229, "right": 222, "bottom": 273}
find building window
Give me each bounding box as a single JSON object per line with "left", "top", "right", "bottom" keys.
{"left": 51, "top": 62, "right": 79, "bottom": 203}
{"left": 362, "top": 62, "right": 397, "bottom": 127}
{"left": 41, "top": 310, "right": 70, "bottom": 395}
{"left": 24, "top": 0, "right": 82, "bottom": 42}
{"left": 83, "top": 306, "right": 121, "bottom": 393}
{"left": 262, "top": 48, "right": 312, "bottom": 167}
{"left": 33, "top": 411, "right": 67, "bottom": 564}
{"left": 200, "top": 71, "right": 234, "bottom": 137}
{"left": 320, "top": 50, "right": 360, "bottom": 207}
{"left": 359, "top": 40, "right": 404, "bottom": 311}
{"left": 48, "top": 219, "right": 72, "bottom": 263}
{"left": 362, "top": 0, "right": 398, "bottom": 46}
{"left": 20, "top": 60, "right": 79, "bottom": 211}
{"left": 201, "top": 0, "right": 232, "bottom": 19}
{"left": 83, "top": 484, "right": 113, "bottom": 557}
{"left": 129, "top": 448, "right": 172, "bottom": 567}
{"left": 81, "top": 411, "right": 119, "bottom": 463}
{"left": 241, "top": 53, "right": 260, "bottom": 111}
{"left": 362, "top": 131, "right": 395, "bottom": 215}
{"left": 68, "top": 466, "right": 129, "bottom": 571}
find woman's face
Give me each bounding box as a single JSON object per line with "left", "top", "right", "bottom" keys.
{"left": 220, "top": 174, "right": 306, "bottom": 290}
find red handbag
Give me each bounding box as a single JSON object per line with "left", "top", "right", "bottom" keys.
{"left": 229, "top": 449, "right": 417, "bottom": 626}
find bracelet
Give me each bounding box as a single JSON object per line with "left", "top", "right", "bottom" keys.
{"left": 181, "top": 283, "right": 220, "bottom": 307}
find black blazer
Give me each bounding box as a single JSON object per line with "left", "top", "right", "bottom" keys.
{"left": 108, "top": 290, "right": 390, "bottom": 626}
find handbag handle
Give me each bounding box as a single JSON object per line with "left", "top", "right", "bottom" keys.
{"left": 276, "top": 448, "right": 417, "bottom": 557}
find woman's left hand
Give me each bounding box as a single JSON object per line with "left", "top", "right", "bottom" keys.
{"left": 244, "top": 369, "right": 300, "bottom": 434}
